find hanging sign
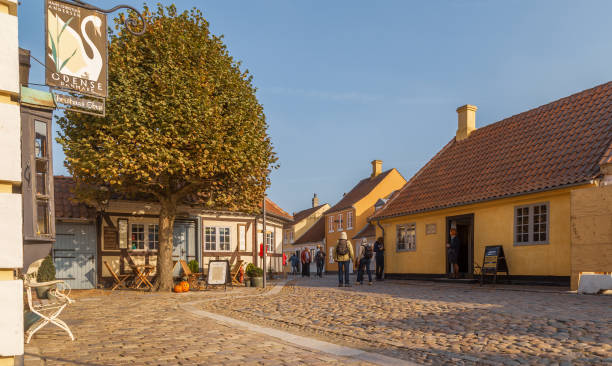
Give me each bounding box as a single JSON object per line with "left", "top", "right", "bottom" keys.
{"left": 53, "top": 91, "right": 105, "bottom": 116}
{"left": 45, "top": 0, "right": 108, "bottom": 98}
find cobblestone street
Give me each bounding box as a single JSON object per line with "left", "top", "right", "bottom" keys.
{"left": 203, "top": 276, "right": 612, "bottom": 366}
{"left": 24, "top": 277, "right": 611, "bottom": 365}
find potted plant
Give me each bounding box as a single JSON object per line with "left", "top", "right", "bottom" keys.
{"left": 245, "top": 263, "right": 263, "bottom": 288}
{"left": 35, "top": 255, "right": 56, "bottom": 299}
{"left": 188, "top": 260, "right": 199, "bottom": 274}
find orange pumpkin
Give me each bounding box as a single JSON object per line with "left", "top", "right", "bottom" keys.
{"left": 174, "top": 284, "right": 183, "bottom": 293}
{"left": 180, "top": 281, "right": 190, "bottom": 292}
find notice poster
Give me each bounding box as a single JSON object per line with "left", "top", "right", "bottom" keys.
{"left": 207, "top": 260, "right": 229, "bottom": 285}
{"left": 45, "top": 0, "right": 108, "bottom": 97}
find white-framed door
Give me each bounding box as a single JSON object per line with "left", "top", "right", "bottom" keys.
{"left": 54, "top": 222, "right": 97, "bottom": 289}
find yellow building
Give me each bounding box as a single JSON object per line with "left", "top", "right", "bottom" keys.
{"left": 325, "top": 161, "right": 406, "bottom": 272}
{"left": 370, "top": 83, "right": 612, "bottom": 287}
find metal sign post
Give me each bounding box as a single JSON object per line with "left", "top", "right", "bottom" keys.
{"left": 262, "top": 195, "right": 267, "bottom": 288}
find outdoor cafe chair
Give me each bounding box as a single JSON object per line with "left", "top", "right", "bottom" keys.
{"left": 104, "top": 261, "right": 130, "bottom": 291}
{"left": 179, "top": 259, "right": 203, "bottom": 290}
{"left": 23, "top": 259, "right": 75, "bottom": 343}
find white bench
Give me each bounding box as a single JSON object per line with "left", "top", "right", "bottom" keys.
{"left": 23, "top": 259, "right": 75, "bottom": 343}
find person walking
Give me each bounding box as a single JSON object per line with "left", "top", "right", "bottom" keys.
{"left": 356, "top": 239, "right": 373, "bottom": 285}
{"left": 374, "top": 237, "right": 385, "bottom": 281}
{"left": 301, "top": 248, "right": 311, "bottom": 277}
{"left": 315, "top": 244, "right": 326, "bottom": 278}
{"left": 333, "top": 232, "right": 354, "bottom": 287}
{"left": 289, "top": 253, "right": 299, "bottom": 275}
{"left": 446, "top": 228, "right": 460, "bottom": 279}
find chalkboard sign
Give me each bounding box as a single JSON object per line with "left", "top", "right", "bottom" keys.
{"left": 206, "top": 260, "right": 231, "bottom": 290}
{"left": 480, "top": 245, "right": 509, "bottom": 284}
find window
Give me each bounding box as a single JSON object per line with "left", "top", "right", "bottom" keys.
{"left": 36, "top": 201, "right": 49, "bottom": 235}
{"left": 148, "top": 224, "right": 159, "bottom": 250}
{"left": 337, "top": 214, "right": 343, "bottom": 230}
{"left": 347, "top": 211, "right": 353, "bottom": 229}
{"left": 266, "top": 232, "right": 274, "bottom": 253}
{"left": 397, "top": 223, "right": 416, "bottom": 251}
{"left": 205, "top": 227, "right": 217, "bottom": 251}
{"left": 289, "top": 230, "right": 294, "bottom": 243}
{"left": 131, "top": 224, "right": 145, "bottom": 249}
{"left": 204, "top": 226, "right": 231, "bottom": 251}
{"left": 328, "top": 216, "right": 334, "bottom": 232}
{"left": 515, "top": 203, "right": 549, "bottom": 245}
{"left": 34, "top": 120, "right": 47, "bottom": 159}
{"left": 35, "top": 160, "right": 48, "bottom": 196}
{"left": 219, "top": 227, "right": 230, "bottom": 251}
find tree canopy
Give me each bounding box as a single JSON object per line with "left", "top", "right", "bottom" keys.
{"left": 57, "top": 4, "right": 277, "bottom": 290}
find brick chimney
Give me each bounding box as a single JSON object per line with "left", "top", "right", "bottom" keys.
{"left": 312, "top": 193, "right": 319, "bottom": 208}
{"left": 456, "top": 104, "right": 477, "bottom": 141}
{"left": 371, "top": 160, "right": 382, "bottom": 178}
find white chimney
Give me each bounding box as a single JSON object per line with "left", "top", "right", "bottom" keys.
{"left": 456, "top": 105, "right": 477, "bottom": 141}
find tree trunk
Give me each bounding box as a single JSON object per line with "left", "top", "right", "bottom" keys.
{"left": 157, "top": 196, "right": 177, "bottom": 291}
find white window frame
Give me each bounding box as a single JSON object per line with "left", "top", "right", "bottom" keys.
{"left": 514, "top": 202, "right": 549, "bottom": 246}
{"left": 337, "top": 213, "right": 343, "bottom": 230}
{"left": 396, "top": 223, "right": 416, "bottom": 252}
{"left": 148, "top": 224, "right": 159, "bottom": 250}
{"left": 129, "top": 223, "right": 161, "bottom": 252}
{"left": 347, "top": 211, "right": 353, "bottom": 229}
{"left": 130, "top": 223, "right": 145, "bottom": 250}
{"left": 289, "top": 230, "right": 294, "bottom": 243}
{"left": 204, "top": 226, "right": 232, "bottom": 252}
{"left": 266, "top": 231, "right": 274, "bottom": 253}
{"left": 328, "top": 216, "right": 334, "bottom": 232}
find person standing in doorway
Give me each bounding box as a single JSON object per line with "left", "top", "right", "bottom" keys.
{"left": 446, "top": 228, "right": 460, "bottom": 279}
{"left": 315, "top": 244, "right": 326, "bottom": 278}
{"left": 301, "top": 248, "right": 311, "bottom": 277}
{"left": 357, "top": 239, "right": 374, "bottom": 285}
{"left": 374, "top": 237, "right": 385, "bottom": 281}
{"left": 333, "top": 232, "right": 354, "bottom": 287}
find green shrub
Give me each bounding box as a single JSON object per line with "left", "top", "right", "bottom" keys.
{"left": 36, "top": 255, "right": 56, "bottom": 283}
{"left": 188, "top": 260, "right": 199, "bottom": 274}
{"left": 245, "top": 263, "right": 263, "bottom": 277}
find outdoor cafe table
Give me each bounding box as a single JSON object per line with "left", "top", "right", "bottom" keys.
{"left": 129, "top": 264, "right": 155, "bottom": 290}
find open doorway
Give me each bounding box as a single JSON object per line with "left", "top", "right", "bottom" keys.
{"left": 445, "top": 214, "right": 474, "bottom": 278}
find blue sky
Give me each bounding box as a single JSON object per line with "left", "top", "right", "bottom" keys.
{"left": 18, "top": 1, "right": 612, "bottom": 214}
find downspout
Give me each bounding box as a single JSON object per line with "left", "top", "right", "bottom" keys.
{"left": 376, "top": 220, "right": 385, "bottom": 279}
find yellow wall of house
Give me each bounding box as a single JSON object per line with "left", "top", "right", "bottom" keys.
{"left": 292, "top": 204, "right": 329, "bottom": 240}
{"left": 376, "top": 185, "right": 592, "bottom": 277}
{"left": 325, "top": 169, "right": 406, "bottom": 271}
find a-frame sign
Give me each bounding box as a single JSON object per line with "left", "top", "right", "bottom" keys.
{"left": 480, "top": 245, "right": 509, "bottom": 284}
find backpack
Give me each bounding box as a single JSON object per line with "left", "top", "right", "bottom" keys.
{"left": 336, "top": 239, "right": 349, "bottom": 256}
{"left": 365, "top": 245, "right": 373, "bottom": 259}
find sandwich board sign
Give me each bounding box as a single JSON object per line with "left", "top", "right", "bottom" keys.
{"left": 45, "top": 0, "right": 108, "bottom": 98}
{"left": 481, "top": 245, "right": 509, "bottom": 284}
{"left": 206, "top": 260, "right": 231, "bottom": 290}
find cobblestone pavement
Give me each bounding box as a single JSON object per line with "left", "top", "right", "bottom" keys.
{"left": 202, "top": 275, "right": 612, "bottom": 366}
{"left": 24, "top": 284, "right": 372, "bottom": 366}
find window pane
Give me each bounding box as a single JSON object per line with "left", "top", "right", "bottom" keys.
{"left": 205, "top": 227, "right": 216, "bottom": 251}
{"left": 34, "top": 121, "right": 47, "bottom": 158}
{"left": 131, "top": 224, "right": 145, "bottom": 249}
{"left": 148, "top": 225, "right": 159, "bottom": 250}
{"left": 36, "top": 201, "right": 49, "bottom": 234}
{"left": 220, "top": 227, "right": 230, "bottom": 251}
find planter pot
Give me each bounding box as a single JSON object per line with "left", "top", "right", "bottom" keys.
{"left": 244, "top": 279, "right": 251, "bottom": 287}
{"left": 250, "top": 277, "right": 263, "bottom": 288}
{"left": 35, "top": 284, "right": 55, "bottom": 299}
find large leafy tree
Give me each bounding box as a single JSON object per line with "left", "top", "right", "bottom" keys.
{"left": 57, "top": 5, "right": 277, "bottom": 291}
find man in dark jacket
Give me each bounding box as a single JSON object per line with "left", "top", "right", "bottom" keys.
{"left": 446, "top": 228, "right": 460, "bottom": 278}
{"left": 314, "top": 244, "right": 325, "bottom": 278}
{"left": 373, "top": 237, "right": 385, "bottom": 281}
{"left": 301, "top": 248, "right": 311, "bottom": 277}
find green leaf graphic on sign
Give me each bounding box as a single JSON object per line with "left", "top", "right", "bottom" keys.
{"left": 48, "top": 31, "right": 58, "bottom": 72}
{"left": 60, "top": 49, "right": 77, "bottom": 72}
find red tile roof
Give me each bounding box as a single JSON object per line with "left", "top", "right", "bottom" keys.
{"left": 373, "top": 82, "right": 612, "bottom": 220}
{"left": 261, "top": 197, "right": 293, "bottom": 221}
{"left": 352, "top": 222, "right": 376, "bottom": 239}
{"left": 54, "top": 176, "right": 96, "bottom": 220}
{"left": 292, "top": 204, "right": 327, "bottom": 224}
{"left": 327, "top": 169, "right": 394, "bottom": 214}
{"left": 293, "top": 216, "right": 326, "bottom": 244}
